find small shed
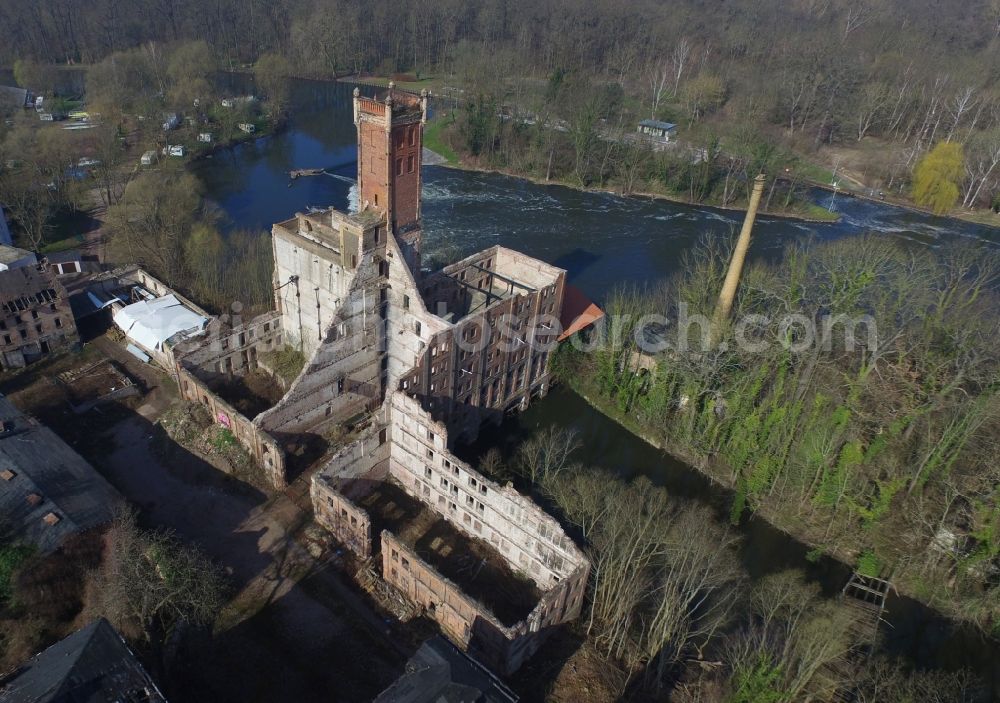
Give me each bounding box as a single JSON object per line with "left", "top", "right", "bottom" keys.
{"left": 140, "top": 150, "right": 157, "bottom": 166}
{"left": 637, "top": 119, "right": 677, "bottom": 142}
{"left": 238, "top": 123, "right": 256, "bottom": 134}
{"left": 45, "top": 249, "right": 91, "bottom": 276}
{"left": 197, "top": 132, "right": 212, "bottom": 143}
{"left": 0, "top": 85, "right": 30, "bottom": 110}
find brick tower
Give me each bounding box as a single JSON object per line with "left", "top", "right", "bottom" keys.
{"left": 353, "top": 84, "right": 428, "bottom": 271}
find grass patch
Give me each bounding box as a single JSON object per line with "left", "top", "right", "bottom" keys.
{"left": 39, "top": 234, "right": 84, "bottom": 254}
{"left": 857, "top": 549, "right": 881, "bottom": 577}
{"left": 260, "top": 345, "right": 305, "bottom": 385}
{"left": 793, "top": 160, "right": 836, "bottom": 185}
{"left": 954, "top": 208, "right": 1000, "bottom": 229}
{"left": 0, "top": 544, "right": 35, "bottom": 605}
{"left": 211, "top": 427, "right": 238, "bottom": 452}
{"left": 789, "top": 202, "right": 840, "bottom": 222}
{"left": 423, "top": 115, "right": 459, "bottom": 165}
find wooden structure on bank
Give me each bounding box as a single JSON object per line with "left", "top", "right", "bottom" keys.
{"left": 823, "top": 572, "right": 893, "bottom": 702}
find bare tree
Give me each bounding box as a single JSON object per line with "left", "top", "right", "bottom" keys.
{"left": 843, "top": 0, "right": 877, "bottom": 39}
{"left": 946, "top": 86, "right": 979, "bottom": 142}
{"left": 962, "top": 129, "right": 1000, "bottom": 208}
{"left": 514, "top": 426, "right": 580, "bottom": 485}
{"left": 93, "top": 509, "right": 228, "bottom": 646}
{"left": 856, "top": 82, "right": 890, "bottom": 140}
{"left": 671, "top": 37, "right": 692, "bottom": 98}
{"left": 646, "top": 59, "right": 672, "bottom": 120}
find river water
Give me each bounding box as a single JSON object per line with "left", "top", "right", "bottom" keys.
{"left": 193, "top": 77, "right": 1000, "bottom": 690}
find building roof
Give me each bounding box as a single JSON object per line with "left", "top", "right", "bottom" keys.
{"left": 0, "top": 618, "right": 166, "bottom": 703}
{"left": 113, "top": 294, "right": 207, "bottom": 352}
{"left": 374, "top": 637, "right": 518, "bottom": 703}
{"left": 0, "top": 86, "right": 29, "bottom": 110}
{"left": 0, "top": 395, "right": 122, "bottom": 553}
{"left": 44, "top": 249, "right": 83, "bottom": 265}
{"left": 558, "top": 284, "right": 604, "bottom": 341}
{"left": 0, "top": 265, "right": 62, "bottom": 315}
{"left": 0, "top": 245, "right": 35, "bottom": 266}
{"left": 638, "top": 119, "right": 677, "bottom": 131}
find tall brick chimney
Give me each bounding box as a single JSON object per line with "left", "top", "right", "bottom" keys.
{"left": 353, "top": 84, "right": 428, "bottom": 237}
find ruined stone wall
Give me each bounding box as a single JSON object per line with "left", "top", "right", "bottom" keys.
{"left": 176, "top": 366, "right": 286, "bottom": 489}
{"left": 174, "top": 311, "right": 283, "bottom": 381}
{"left": 271, "top": 213, "right": 364, "bottom": 357}
{"left": 380, "top": 530, "right": 585, "bottom": 675}
{"left": 121, "top": 267, "right": 212, "bottom": 318}
{"left": 383, "top": 232, "right": 451, "bottom": 394}
{"left": 381, "top": 530, "right": 508, "bottom": 647}
{"left": 401, "top": 248, "right": 566, "bottom": 442}
{"left": 312, "top": 477, "right": 375, "bottom": 559}
{"left": 309, "top": 389, "right": 588, "bottom": 675}
{"left": 0, "top": 264, "right": 78, "bottom": 370}
{"left": 387, "top": 392, "right": 587, "bottom": 592}
{"left": 258, "top": 248, "right": 384, "bottom": 435}
{"left": 310, "top": 417, "right": 392, "bottom": 557}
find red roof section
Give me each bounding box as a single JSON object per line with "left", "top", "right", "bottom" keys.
{"left": 559, "top": 284, "right": 604, "bottom": 341}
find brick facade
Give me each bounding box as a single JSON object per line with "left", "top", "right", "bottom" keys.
{"left": 0, "top": 265, "right": 78, "bottom": 369}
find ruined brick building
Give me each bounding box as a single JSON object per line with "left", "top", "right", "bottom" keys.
{"left": 164, "top": 86, "right": 589, "bottom": 674}
{"left": 0, "top": 262, "right": 78, "bottom": 370}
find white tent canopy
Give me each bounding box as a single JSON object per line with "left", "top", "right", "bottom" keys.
{"left": 113, "top": 294, "right": 207, "bottom": 352}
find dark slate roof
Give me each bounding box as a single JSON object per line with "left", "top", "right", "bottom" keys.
{"left": 0, "top": 618, "right": 166, "bottom": 703}
{"left": 0, "top": 86, "right": 29, "bottom": 109}
{"left": 0, "top": 395, "right": 122, "bottom": 553}
{"left": 638, "top": 119, "right": 677, "bottom": 131}
{"left": 45, "top": 249, "right": 83, "bottom": 265}
{"left": 375, "top": 637, "right": 518, "bottom": 703}
{"left": 0, "top": 245, "right": 34, "bottom": 266}
{"left": 0, "top": 265, "right": 62, "bottom": 313}
{"left": 0, "top": 85, "right": 28, "bottom": 107}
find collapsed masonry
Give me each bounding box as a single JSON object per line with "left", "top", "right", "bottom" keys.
{"left": 160, "top": 86, "right": 590, "bottom": 673}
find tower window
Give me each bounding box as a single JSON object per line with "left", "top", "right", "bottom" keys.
{"left": 407, "top": 155, "right": 414, "bottom": 173}
{"left": 396, "top": 158, "right": 403, "bottom": 176}
{"left": 408, "top": 126, "right": 416, "bottom": 146}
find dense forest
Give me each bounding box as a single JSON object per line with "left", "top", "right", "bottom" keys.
{"left": 3, "top": 0, "right": 1000, "bottom": 212}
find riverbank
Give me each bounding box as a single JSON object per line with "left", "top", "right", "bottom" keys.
{"left": 553, "top": 355, "right": 1000, "bottom": 645}
{"left": 805, "top": 179, "right": 1000, "bottom": 231}
{"left": 183, "top": 113, "right": 287, "bottom": 165}
{"left": 432, "top": 156, "right": 841, "bottom": 224}
{"left": 422, "top": 118, "right": 840, "bottom": 224}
